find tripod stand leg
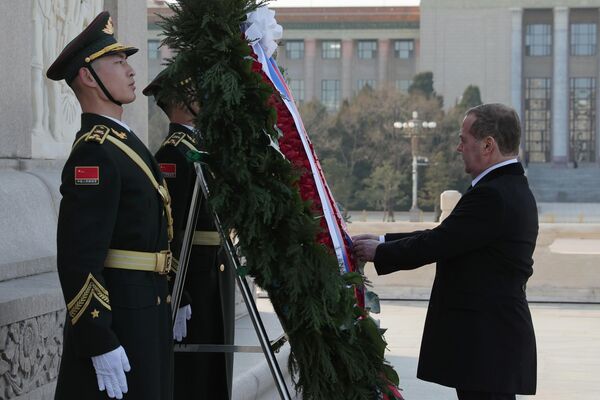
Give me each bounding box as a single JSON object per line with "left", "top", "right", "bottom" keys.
{"left": 194, "top": 163, "right": 292, "bottom": 400}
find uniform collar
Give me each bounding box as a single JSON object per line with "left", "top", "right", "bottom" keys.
{"left": 168, "top": 122, "right": 194, "bottom": 135}
{"left": 79, "top": 113, "right": 132, "bottom": 135}
{"left": 101, "top": 114, "right": 132, "bottom": 133}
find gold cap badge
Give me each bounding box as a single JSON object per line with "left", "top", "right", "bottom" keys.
{"left": 102, "top": 17, "right": 114, "bottom": 35}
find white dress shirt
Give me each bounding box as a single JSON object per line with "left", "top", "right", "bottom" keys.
{"left": 471, "top": 158, "right": 518, "bottom": 187}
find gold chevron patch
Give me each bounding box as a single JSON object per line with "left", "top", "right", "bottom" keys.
{"left": 67, "top": 273, "right": 111, "bottom": 325}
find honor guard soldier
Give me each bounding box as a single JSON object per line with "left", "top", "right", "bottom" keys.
{"left": 144, "top": 70, "right": 235, "bottom": 399}
{"left": 47, "top": 12, "right": 174, "bottom": 400}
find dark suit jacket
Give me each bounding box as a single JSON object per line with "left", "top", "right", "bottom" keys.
{"left": 374, "top": 162, "right": 538, "bottom": 394}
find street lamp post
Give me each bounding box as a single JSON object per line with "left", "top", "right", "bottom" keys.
{"left": 394, "top": 111, "right": 437, "bottom": 222}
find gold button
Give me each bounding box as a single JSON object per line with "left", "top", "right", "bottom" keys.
{"left": 166, "top": 294, "right": 172, "bottom": 304}
{"left": 157, "top": 296, "right": 161, "bottom": 305}
{"left": 219, "top": 264, "right": 225, "bottom": 272}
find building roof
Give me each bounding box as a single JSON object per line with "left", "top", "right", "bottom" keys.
{"left": 148, "top": 5, "right": 419, "bottom": 30}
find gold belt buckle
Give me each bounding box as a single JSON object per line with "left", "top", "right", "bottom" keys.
{"left": 156, "top": 250, "right": 172, "bottom": 275}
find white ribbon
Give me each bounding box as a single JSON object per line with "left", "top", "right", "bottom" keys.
{"left": 245, "top": 6, "right": 283, "bottom": 58}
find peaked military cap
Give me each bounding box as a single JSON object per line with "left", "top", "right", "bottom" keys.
{"left": 47, "top": 11, "right": 138, "bottom": 83}
{"left": 142, "top": 68, "right": 168, "bottom": 98}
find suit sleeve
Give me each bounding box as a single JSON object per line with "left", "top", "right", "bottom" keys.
{"left": 374, "top": 186, "right": 504, "bottom": 275}
{"left": 385, "top": 231, "right": 425, "bottom": 241}
{"left": 156, "top": 145, "right": 194, "bottom": 307}
{"left": 57, "top": 143, "right": 121, "bottom": 357}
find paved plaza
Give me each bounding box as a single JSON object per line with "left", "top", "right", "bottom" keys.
{"left": 379, "top": 301, "right": 600, "bottom": 400}
{"left": 239, "top": 299, "right": 600, "bottom": 400}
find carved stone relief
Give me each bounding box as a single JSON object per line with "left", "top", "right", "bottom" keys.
{"left": 0, "top": 309, "right": 65, "bottom": 399}
{"left": 31, "top": 0, "right": 103, "bottom": 159}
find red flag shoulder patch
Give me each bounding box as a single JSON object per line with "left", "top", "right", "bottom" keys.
{"left": 74, "top": 166, "right": 99, "bottom": 185}
{"left": 159, "top": 163, "right": 176, "bottom": 178}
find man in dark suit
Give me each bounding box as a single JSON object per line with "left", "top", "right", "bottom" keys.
{"left": 353, "top": 103, "right": 538, "bottom": 400}
{"left": 144, "top": 70, "right": 235, "bottom": 399}
{"left": 48, "top": 12, "right": 174, "bottom": 400}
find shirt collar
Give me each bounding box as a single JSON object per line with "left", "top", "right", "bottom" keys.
{"left": 472, "top": 158, "right": 519, "bottom": 187}
{"left": 101, "top": 115, "right": 132, "bottom": 133}
{"left": 182, "top": 124, "right": 195, "bottom": 132}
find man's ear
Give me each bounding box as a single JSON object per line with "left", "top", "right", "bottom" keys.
{"left": 483, "top": 136, "right": 495, "bottom": 153}
{"left": 77, "top": 67, "right": 97, "bottom": 88}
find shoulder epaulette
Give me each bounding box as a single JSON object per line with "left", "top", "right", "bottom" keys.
{"left": 161, "top": 131, "right": 199, "bottom": 153}
{"left": 84, "top": 125, "right": 110, "bottom": 144}
{"left": 162, "top": 132, "right": 187, "bottom": 147}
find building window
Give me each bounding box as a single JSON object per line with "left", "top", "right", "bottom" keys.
{"left": 289, "top": 79, "right": 305, "bottom": 103}
{"left": 524, "top": 78, "right": 552, "bottom": 163}
{"left": 393, "top": 40, "right": 414, "bottom": 59}
{"left": 322, "top": 40, "right": 341, "bottom": 59}
{"left": 525, "top": 24, "right": 552, "bottom": 56}
{"left": 285, "top": 40, "right": 304, "bottom": 60}
{"left": 357, "top": 40, "right": 377, "bottom": 59}
{"left": 357, "top": 79, "right": 376, "bottom": 92}
{"left": 571, "top": 23, "right": 597, "bottom": 56}
{"left": 570, "top": 78, "right": 596, "bottom": 163}
{"left": 148, "top": 40, "right": 160, "bottom": 60}
{"left": 321, "top": 80, "right": 340, "bottom": 111}
{"left": 395, "top": 79, "right": 412, "bottom": 92}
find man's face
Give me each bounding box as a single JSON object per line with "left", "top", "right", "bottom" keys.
{"left": 456, "top": 113, "right": 485, "bottom": 178}
{"left": 91, "top": 52, "right": 136, "bottom": 104}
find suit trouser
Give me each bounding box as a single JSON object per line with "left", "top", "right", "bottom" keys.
{"left": 456, "top": 389, "right": 516, "bottom": 400}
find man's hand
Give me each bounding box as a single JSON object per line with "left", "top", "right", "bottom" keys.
{"left": 173, "top": 304, "right": 192, "bottom": 342}
{"left": 91, "top": 345, "right": 131, "bottom": 399}
{"left": 351, "top": 233, "right": 379, "bottom": 242}
{"left": 353, "top": 238, "right": 381, "bottom": 262}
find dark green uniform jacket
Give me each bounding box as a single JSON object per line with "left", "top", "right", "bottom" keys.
{"left": 55, "top": 113, "right": 174, "bottom": 400}
{"left": 155, "top": 123, "right": 235, "bottom": 400}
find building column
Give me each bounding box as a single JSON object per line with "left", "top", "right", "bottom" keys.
{"left": 341, "top": 39, "right": 353, "bottom": 99}
{"left": 378, "top": 39, "right": 390, "bottom": 89}
{"left": 596, "top": 8, "right": 600, "bottom": 165}
{"left": 160, "top": 45, "right": 173, "bottom": 61}
{"left": 304, "top": 38, "right": 317, "bottom": 102}
{"left": 510, "top": 8, "right": 523, "bottom": 119}
{"left": 552, "top": 6, "right": 570, "bottom": 165}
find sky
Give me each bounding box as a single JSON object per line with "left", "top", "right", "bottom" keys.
{"left": 164, "top": 0, "right": 421, "bottom": 6}
{"left": 268, "top": 0, "right": 420, "bottom": 6}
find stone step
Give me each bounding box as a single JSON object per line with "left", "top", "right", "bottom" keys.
{"left": 526, "top": 164, "right": 600, "bottom": 202}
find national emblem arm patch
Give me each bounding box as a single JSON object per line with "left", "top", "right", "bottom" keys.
{"left": 74, "top": 166, "right": 100, "bottom": 185}
{"left": 159, "top": 163, "right": 176, "bottom": 178}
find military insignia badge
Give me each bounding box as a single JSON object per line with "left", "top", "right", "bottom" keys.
{"left": 75, "top": 166, "right": 100, "bottom": 185}
{"left": 111, "top": 128, "right": 128, "bottom": 140}
{"left": 159, "top": 163, "right": 176, "bottom": 178}
{"left": 102, "top": 17, "right": 114, "bottom": 35}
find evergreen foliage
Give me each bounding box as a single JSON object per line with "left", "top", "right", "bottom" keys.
{"left": 157, "top": 1, "right": 400, "bottom": 398}
{"left": 459, "top": 85, "right": 483, "bottom": 110}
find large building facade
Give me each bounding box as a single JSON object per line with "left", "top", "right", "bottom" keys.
{"left": 147, "top": 0, "right": 600, "bottom": 200}
{"left": 421, "top": 0, "right": 600, "bottom": 167}
{"left": 274, "top": 7, "right": 420, "bottom": 111}
{"left": 147, "top": 3, "right": 420, "bottom": 112}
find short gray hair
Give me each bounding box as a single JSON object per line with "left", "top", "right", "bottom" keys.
{"left": 466, "top": 103, "right": 521, "bottom": 155}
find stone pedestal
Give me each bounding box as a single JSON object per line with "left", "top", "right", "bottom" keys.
{"left": 1, "top": 0, "right": 148, "bottom": 162}
{"left": 0, "top": 1, "right": 148, "bottom": 398}
{"left": 440, "top": 190, "right": 462, "bottom": 222}
{"left": 104, "top": 0, "right": 149, "bottom": 144}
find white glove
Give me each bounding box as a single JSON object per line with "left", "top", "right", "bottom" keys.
{"left": 173, "top": 305, "right": 192, "bottom": 342}
{"left": 91, "top": 345, "right": 131, "bottom": 399}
